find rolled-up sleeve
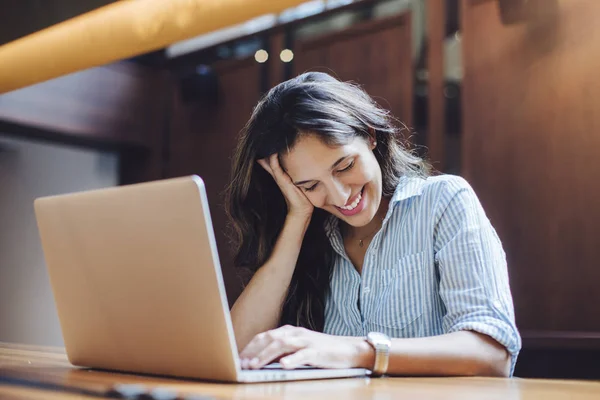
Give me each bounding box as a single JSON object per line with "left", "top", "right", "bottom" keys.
{"left": 433, "top": 176, "right": 521, "bottom": 375}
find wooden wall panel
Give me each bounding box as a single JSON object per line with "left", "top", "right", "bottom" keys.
{"left": 268, "top": 31, "right": 286, "bottom": 88}
{"left": 0, "top": 62, "right": 166, "bottom": 150}
{"left": 168, "top": 58, "right": 261, "bottom": 304}
{"left": 294, "top": 13, "right": 413, "bottom": 127}
{"left": 426, "top": 0, "right": 446, "bottom": 171}
{"left": 461, "top": 0, "right": 600, "bottom": 350}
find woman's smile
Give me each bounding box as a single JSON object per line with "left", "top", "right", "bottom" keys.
{"left": 336, "top": 186, "right": 366, "bottom": 216}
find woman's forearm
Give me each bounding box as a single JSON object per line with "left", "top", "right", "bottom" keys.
{"left": 353, "top": 331, "right": 511, "bottom": 377}
{"left": 230, "top": 214, "right": 311, "bottom": 351}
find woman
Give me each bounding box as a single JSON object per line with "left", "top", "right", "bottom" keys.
{"left": 225, "top": 72, "right": 521, "bottom": 377}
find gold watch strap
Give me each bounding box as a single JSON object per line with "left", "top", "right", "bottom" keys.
{"left": 372, "top": 344, "right": 390, "bottom": 376}
{"left": 366, "top": 332, "right": 391, "bottom": 376}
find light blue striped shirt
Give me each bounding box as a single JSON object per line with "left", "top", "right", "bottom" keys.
{"left": 323, "top": 174, "right": 521, "bottom": 375}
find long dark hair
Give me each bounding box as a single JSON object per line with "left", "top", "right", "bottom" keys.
{"left": 225, "top": 72, "right": 430, "bottom": 331}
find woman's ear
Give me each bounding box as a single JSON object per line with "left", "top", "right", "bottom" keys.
{"left": 368, "top": 128, "right": 377, "bottom": 150}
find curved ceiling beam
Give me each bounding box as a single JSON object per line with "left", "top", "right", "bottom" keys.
{"left": 0, "top": 0, "right": 306, "bottom": 94}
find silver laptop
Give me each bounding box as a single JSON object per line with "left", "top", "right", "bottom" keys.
{"left": 34, "top": 175, "right": 368, "bottom": 383}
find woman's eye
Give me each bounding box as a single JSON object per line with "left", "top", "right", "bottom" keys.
{"left": 338, "top": 161, "right": 354, "bottom": 173}
{"left": 304, "top": 183, "right": 318, "bottom": 192}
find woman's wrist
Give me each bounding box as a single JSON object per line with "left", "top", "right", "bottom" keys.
{"left": 265, "top": 213, "right": 311, "bottom": 272}
{"left": 285, "top": 213, "right": 312, "bottom": 232}
{"left": 346, "top": 336, "right": 375, "bottom": 369}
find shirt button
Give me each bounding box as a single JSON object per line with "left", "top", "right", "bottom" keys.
{"left": 363, "top": 287, "right": 371, "bottom": 294}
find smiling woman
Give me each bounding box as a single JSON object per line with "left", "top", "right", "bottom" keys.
{"left": 225, "top": 71, "right": 521, "bottom": 377}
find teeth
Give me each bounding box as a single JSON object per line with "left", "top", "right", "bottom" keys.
{"left": 343, "top": 191, "right": 362, "bottom": 210}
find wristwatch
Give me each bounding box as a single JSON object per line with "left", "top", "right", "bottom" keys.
{"left": 366, "top": 332, "right": 391, "bottom": 376}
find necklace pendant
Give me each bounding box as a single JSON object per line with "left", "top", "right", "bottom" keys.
{"left": 359, "top": 239, "right": 364, "bottom": 247}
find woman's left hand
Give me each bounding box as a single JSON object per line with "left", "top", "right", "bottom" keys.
{"left": 239, "top": 325, "right": 373, "bottom": 370}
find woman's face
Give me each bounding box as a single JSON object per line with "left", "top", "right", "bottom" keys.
{"left": 281, "top": 133, "right": 383, "bottom": 227}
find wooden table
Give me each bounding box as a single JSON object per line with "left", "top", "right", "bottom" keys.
{"left": 1, "top": 343, "right": 599, "bottom": 399}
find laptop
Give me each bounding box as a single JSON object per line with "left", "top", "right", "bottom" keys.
{"left": 34, "top": 175, "right": 369, "bottom": 383}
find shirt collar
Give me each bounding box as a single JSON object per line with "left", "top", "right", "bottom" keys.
{"left": 389, "top": 175, "right": 426, "bottom": 205}
{"left": 324, "top": 213, "right": 340, "bottom": 239}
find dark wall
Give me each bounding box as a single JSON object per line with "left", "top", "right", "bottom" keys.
{"left": 461, "top": 0, "right": 600, "bottom": 377}
{"left": 294, "top": 13, "right": 414, "bottom": 127}
{"left": 0, "top": 63, "right": 164, "bottom": 146}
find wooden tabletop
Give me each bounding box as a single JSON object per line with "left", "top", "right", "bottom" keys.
{"left": 1, "top": 342, "right": 599, "bottom": 399}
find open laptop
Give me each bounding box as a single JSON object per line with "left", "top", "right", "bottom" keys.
{"left": 33, "top": 175, "right": 369, "bottom": 383}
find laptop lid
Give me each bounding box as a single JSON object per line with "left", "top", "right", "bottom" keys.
{"left": 34, "top": 176, "right": 241, "bottom": 381}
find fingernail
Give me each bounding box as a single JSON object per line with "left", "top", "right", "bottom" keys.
{"left": 250, "top": 358, "right": 259, "bottom": 368}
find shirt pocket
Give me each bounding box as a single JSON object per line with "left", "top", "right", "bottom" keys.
{"left": 369, "top": 251, "right": 426, "bottom": 330}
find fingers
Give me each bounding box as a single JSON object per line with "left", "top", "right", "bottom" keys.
{"left": 249, "top": 336, "right": 304, "bottom": 370}
{"left": 256, "top": 154, "right": 280, "bottom": 177}
{"left": 239, "top": 325, "right": 293, "bottom": 359}
{"left": 269, "top": 154, "right": 295, "bottom": 187}
{"left": 256, "top": 159, "right": 273, "bottom": 177}
{"left": 256, "top": 154, "right": 313, "bottom": 217}
{"left": 239, "top": 326, "right": 303, "bottom": 369}
{"left": 258, "top": 154, "right": 293, "bottom": 185}
{"left": 267, "top": 153, "right": 282, "bottom": 175}
{"left": 280, "top": 348, "right": 318, "bottom": 370}
{"left": 271, "top": 154, "right": 294, "bottom": 181}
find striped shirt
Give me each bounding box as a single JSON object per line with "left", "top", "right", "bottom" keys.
{"left": 323, "top": 174, "right": 521, "bottom": 375}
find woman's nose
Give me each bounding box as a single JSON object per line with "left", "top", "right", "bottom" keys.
{"left": 326, "top": 180, "right": 350, "bottom": 208}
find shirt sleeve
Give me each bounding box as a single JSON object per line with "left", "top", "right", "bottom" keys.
{"left": 433, "top": 176, "right": 522, "bottom": 376}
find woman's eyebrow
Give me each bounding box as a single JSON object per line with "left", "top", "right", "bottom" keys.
{"left": 292, "top": 156, "right": 348, "bottom": 185}
{"left": 293, "top": 178, "right": 316, "bottom": 185}
{"left": 329, "top": 156, "right": 348, "bottom": 170}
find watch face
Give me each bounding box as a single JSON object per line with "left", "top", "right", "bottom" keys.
{"left": 367, "top": 332, "right": 391, "bottom": 347}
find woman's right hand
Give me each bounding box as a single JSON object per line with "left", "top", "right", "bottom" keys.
{"left": 257, "top": 154, "right": 314, "bottom": 220}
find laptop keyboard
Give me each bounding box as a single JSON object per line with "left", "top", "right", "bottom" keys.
{"left": 261, "top": 363, "right": 319, "bottom": 370}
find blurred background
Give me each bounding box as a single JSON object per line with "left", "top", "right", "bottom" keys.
{"left": 0, "top": 0, "right": 598, "bottom": 379}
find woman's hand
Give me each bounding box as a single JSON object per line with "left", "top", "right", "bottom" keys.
{"left": 257, "top": 154, "right": 313, "bottom": 220}
{"left": 239, "top": 325, "right": 373, "bottom": 370}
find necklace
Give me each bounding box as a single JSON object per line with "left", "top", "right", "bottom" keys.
{"left": 346, "top": 217, "right": 384, "bottom": 247}
{"left": 358, "top": 226, "right": 379, "bottom": 247}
